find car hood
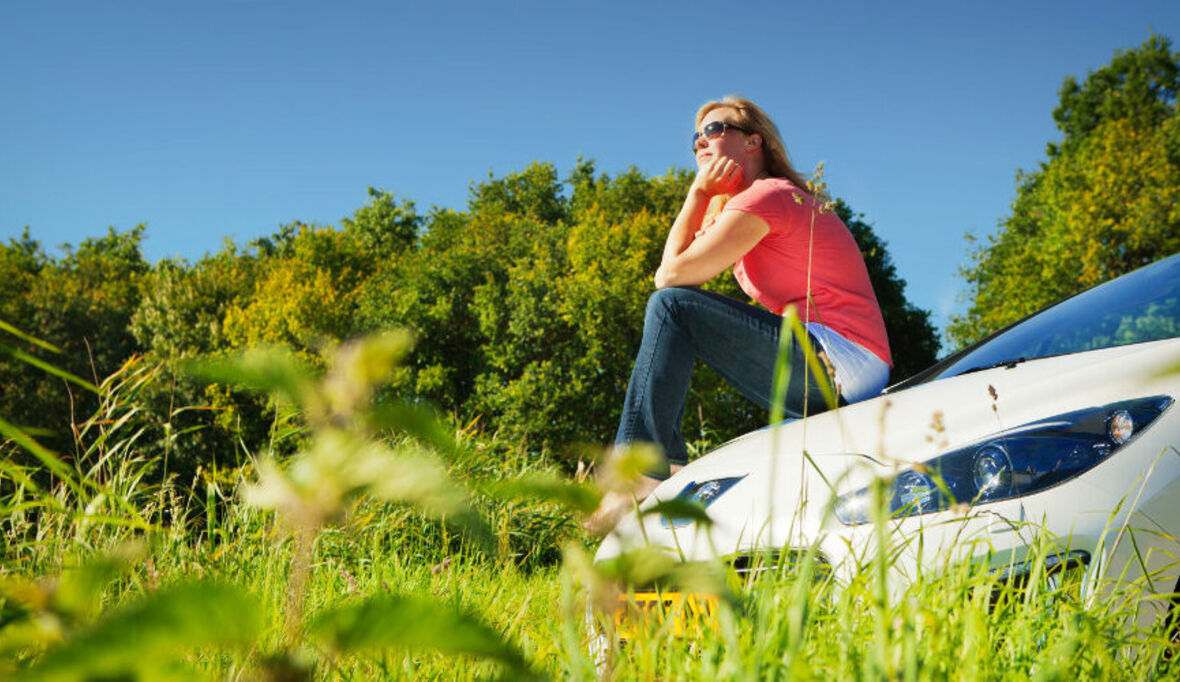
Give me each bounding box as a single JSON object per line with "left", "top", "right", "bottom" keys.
{"left": 595, "top": 337, "right": 1180, "bottom": 564}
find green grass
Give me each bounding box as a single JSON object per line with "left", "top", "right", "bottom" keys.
{"left": 1, "top": 331, "right": 1178, "bottom": 680}
{"left": 3, "top": 447, "right": 1179, "bottom": 679}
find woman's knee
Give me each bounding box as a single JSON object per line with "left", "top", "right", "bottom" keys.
{"left": 645, "top": 286, "right": 698, "bottom": 320}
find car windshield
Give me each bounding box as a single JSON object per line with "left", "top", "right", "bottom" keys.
{"left": 922, "top": 253, "right": 1180, "bottom": 384}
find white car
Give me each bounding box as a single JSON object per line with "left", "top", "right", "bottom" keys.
{"left": 596, "top": 252, "right": 1180, "bottom": 635}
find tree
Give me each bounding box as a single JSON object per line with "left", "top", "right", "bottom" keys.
{"left": 224, "top": 192, "right": 414, "bottom": 356}
{"left": 340, "top": 188, "right": 420, "bottom": 257}
{"left": 129, "top": 246, "right": 266, "bottom": 475}
{"left": 2, "top": 162, "right": 937, "bottom": 474}
{"left": 465, "top": 169, "right": 675, "bottom": 454}
{"left": 223, "top": 224, "right": 364, "bottom": 353}
{"left": 358, "top": 160, "right": 938, "bottom": 463}
{"left": 832, "top": 201, "right": 939, "bottom": 382}
{"left": 949, "top": 35, "right": 1180, "bottom": 348}
{"left": 0, "top": 226, "right": 148, "bottom": 457}
{"left": 356, "top": 164, "right": 568, "bottom": 415}
{"left": 136, "top": 190, "right": 418, "bottom": 473}
{"left": 1051, "top": 34, "right": 1178, "bottom": 156}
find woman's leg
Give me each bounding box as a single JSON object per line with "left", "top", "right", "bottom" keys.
{"left": 614, "top": 287, "right": 831, "bottom": 477}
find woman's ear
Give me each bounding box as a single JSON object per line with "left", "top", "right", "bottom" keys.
{"left": 747, "top": 133, "right": 762, "bottom": 149}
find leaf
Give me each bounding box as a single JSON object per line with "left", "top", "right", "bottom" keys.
{"left": 183, "top": 346, "right": 316, "bottom": 408}
{"left": 321, "top": 332, "right": 415, "bottom": 418}
{"left": 52, "top": 545, "right": 143, "bottom": 622}
{"left": 641, "top": 497, "right": 714, "bottom": 527}
{"left": 592, "top": 546, "right": 681, "bottom": 588}
{"left": 366, "top": 400, "right": 459, "bottom": 456}
{"left": 591, "top": 547, "right": 736, "bottom": 612}
{"left": 327, "top": 330, "right": 414, "bottom": 390}
{"left": 491, "top": 472, "right": 601, "bottom": 514}
{"left": 18, "top": 581, "right": 262, "bottom": 682}
{"left": 357, "top": 447, "right": 494, "bottom": 553}
{"left": 309, "top": 594, "right": 537, "bottom": 677}
{"left": 596, "top": 443, "right": 663, "bottom": 493}
{"left": 244, "top": 432, "right": 495, "bottom": 553}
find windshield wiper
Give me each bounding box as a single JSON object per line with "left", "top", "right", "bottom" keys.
{"left": 958, "top": 356, "right": 1029, "bottom": 376}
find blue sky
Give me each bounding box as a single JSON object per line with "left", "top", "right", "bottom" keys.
{"left": 3, "top": 1, "right": 1178, "bottom": 343}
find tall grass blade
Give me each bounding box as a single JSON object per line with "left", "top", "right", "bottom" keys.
{"left": 0, "top": 319, "right": 62, "bottom": 354}
{"left": 0, "top": 319, "right": 97, "bottom": 392}
{"left": 0, "top": 346, "right": 98, "bottom": 394}
{"left": 0, "top": 460, "right": 50, "bottom": 501}
{"left": 0, "top": 416, "right": 84, "bottom": 499}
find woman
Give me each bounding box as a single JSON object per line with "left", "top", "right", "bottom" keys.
{"left": 587, "top": 96, "right": 892, "bottom": 533}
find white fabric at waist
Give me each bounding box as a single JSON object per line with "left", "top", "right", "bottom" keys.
{"left": 805, "top": 322, "right": 890, "bottom": 404}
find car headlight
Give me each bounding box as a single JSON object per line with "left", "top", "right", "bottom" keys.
{"left": 660, "top": 476, "right": 746, "bottom": 528}
{"left": 835, "top": 396, "right": 1173, "bottom": 525}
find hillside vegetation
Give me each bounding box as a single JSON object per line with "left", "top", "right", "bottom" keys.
{"left": 1, "top": 159, "right": 937, "bottom": 485}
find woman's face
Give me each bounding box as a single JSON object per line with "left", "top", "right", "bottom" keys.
{"left": 693, "top": 107, "right": 752, "bottom": 168}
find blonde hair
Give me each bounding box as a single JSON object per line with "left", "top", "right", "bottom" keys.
{"left": 695, "top": 96, "right": 811, "bottom": 192}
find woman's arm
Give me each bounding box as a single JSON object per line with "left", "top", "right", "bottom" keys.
{"left": 653, "top": 208, "right": 769, "bottom": 288}
{"left": 654, "top": 157, "right": 770, "bottom": 289}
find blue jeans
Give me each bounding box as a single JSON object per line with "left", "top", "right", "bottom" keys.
{"left": 614, "top": 287, "right": 834, "bottom": 478}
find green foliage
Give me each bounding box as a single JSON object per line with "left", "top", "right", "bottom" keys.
{"left": 4, "top": 159, "right": 936, "bottom": 482}
{"left": 469, "top": 161, "right": 570, "bottom": 224}
{"left": 0, "top": 226, "right": 148, "bottom": 458}
{"left": 339, "top": 187, "right": 420, "bottom": 256}
{"left": 0, "top": 229, "right": 44, "bottom": 310}
{"left": 125, "top": 189, "right": 422, "bottom": 477}
{"left": 127, "top": 247, "right": 270, "bottom": 478}
{"left": 1052, "top": 33, "right": 1180, "bottom": 157}
{"left": 357, "top": 205, "right": 546, "bottom": 414}
{"left": 363, "top": 161, "right": 937, "bottom": 460}
{"left": 0, "top": 332, "right": 575, "bottom": 679}
{"left": 223, "top": 223, "right": 372, "bottom": 353}
{"left": 17, "top": 581, "right": 262, "bottom": 682}
{"left": 0, "top": 320, "right": 164, "bottom": 512}
{"left": 950, "top": 34, "right": 1180, "bottom": 348}
{"left": 186, "top": 334, "right": 482, "bottom": 532}
{"left": 131, "top": 250, "right": 254, "bottom": 360}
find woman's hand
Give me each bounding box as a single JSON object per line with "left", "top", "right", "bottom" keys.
{"left": 655, "top": 154, "right": 764, "bottom": 289}
{"left": 691, "top": 156, "right": 744, "bottom": 197}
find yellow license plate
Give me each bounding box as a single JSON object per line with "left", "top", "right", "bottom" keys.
{"left": 614, "top": 591, "right": 719, "bottom": 641}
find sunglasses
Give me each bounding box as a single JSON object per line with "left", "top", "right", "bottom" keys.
{"left": 691, "top": 121, "right": 749, "bottom": 153}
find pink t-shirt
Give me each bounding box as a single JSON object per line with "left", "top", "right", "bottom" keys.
{"left": 723, "top": 178, "right": 892, "bottom": 366}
